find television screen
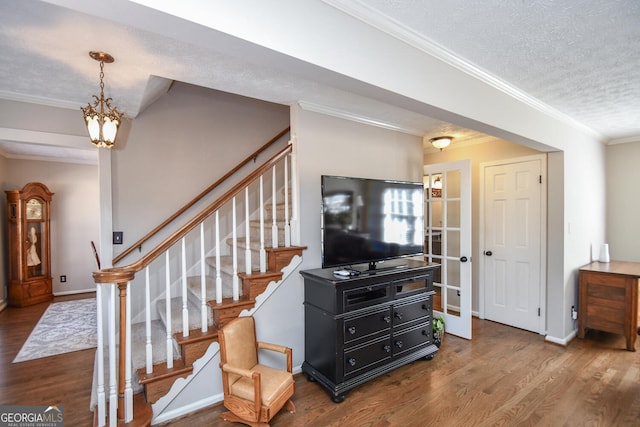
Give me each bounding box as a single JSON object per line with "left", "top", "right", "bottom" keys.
{"left": 321, "top": 175, "right": 424, "bottom": 270}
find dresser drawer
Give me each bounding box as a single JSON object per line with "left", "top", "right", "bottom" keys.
{"left": 392, "top": 297, "right": 431, "bottom": 329}
{"left": 392, "top": 323, "right": 432, "bottom": 358}
{"left": 344, "top": 307, "right": 391, "bottom": 345}
{"left": 344, "top": 336, "right": 392, "bottom": 378}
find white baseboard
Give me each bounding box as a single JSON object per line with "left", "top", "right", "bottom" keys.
{"left": 151, "top": 392, "right": 224, "bottom": 425}
{"left": 545, "top": 329, "right": 576, "bottom": 346}
{"left": 54, "top": 289, "right": 96, "bottom": 296}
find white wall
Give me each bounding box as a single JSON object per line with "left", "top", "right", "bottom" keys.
{"left": 6, "top": 159, "right": 99, "bottom": 295}
{"left": 424, "top": 139, "right": 541, "bottom": 315}
{"left": 606, "top": 141, "right": 640, "bottom": 262}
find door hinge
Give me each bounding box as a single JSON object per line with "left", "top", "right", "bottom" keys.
{"left": 539, "top": 175, "right": 542, "bottom": 184}
{"left": 538, "top": 307, "right": 541, "bottom": 316}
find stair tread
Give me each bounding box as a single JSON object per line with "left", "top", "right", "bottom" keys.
{"left": 174, "top": 326, "right": 219, "bottom": 346}
{"left": 137, "top": 359, "right": 193, "bottom": 384}
{"left": 207, "top": 296, "right": 255, "bottom": 310}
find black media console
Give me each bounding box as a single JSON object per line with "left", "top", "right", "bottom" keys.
{"left": 300, "top": 259, "right": 440, "bottom": 402}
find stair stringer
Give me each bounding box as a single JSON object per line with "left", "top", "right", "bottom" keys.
{"left": 149, "top": 255, "right": 304, "bottom": 425}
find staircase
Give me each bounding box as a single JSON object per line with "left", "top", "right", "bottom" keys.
{"left": 92, "top": 133, "right": 306, "bottom": 426}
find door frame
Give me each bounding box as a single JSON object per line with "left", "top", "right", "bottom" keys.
{"left": 478, "top": 154, "right": 547, "bottom": 335}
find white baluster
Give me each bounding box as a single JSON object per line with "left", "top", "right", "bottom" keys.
{"left": 259, "top": 176, "right": 266, "bottom": 273}
{"left": 245, "top": 187, "right": 252, "bottom": 275}
{"left": 272, "top": 165, "right": 278, "bottom": 248}
{"left": 96, "top": 286, "right": 106, "bottom": 426}
{"left": 284, "top": 155, "right": 291, "bottom": 247}
{"left": 200, "top": 223, "right": 207, "bottom": 332}
{"left": 165, "top": 251, "right": 173, "bottom": 369}
{"left": 124, "top": 281, "right": 133, "bottom": 422}
{"left": 215, "top": 211, "right": 222, "bottom": 304}
{"left": 232, "top": 197, "right": 239, "bottom": 301}
{"left": 289, "top": 138, "right": 300, "bottom": 246}
{"left": 145, "top": 267, "right": 152, "bottom": 374}
{"left": 181, "top": 238, "right": 189, "bottom": 337}
{"left": 108, "top": 285, "right": 117, "bottom": 427}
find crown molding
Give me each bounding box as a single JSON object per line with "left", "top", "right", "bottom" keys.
{"left": 322, "top": 0, "right": 602, "bottom": 140}
{"left": 606, "top": 135, "right": 640, "bottom": 145}
{"left": 297, "top": 100, "right": 424, "bottom": 136}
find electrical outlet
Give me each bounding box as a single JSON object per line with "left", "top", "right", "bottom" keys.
{"left": 571, "top": 305, "right": 578, "bottom": 320}
{"left": 60, "top": 275, "right": 66, "bottom": 283}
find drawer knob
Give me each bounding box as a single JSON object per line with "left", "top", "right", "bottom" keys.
{"left": 348, "top": 358, "right": 357, "bottom": 367}
{"left": 395, "top": 340, "right": 403, "bottom": 349}
{"left": 384, "top": 344, "right": 391, "bottom": 353}
{"left": 394, "top": 311, "right": 403, "bottom": 320}
{"left": 422, "top": 304, "right": 429, "bottom": 310}
{"left": 348, "top": 326, "right": 356, "bottom": 335}
{"left": 422, "top": 329, "right": 429, "bottom": 336}
{"left": 383, "top": 315, "right": 391, "bottom": 324}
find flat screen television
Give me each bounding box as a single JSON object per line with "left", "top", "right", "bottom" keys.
{"left": 321, "top": 175, "right": 424, "bottom": 271}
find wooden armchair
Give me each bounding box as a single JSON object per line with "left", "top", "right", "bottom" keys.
{"left": 218, "top": 316, "right": 295, "bottom": 427}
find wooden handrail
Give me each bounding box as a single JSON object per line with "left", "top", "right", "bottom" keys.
{"left": 109, "top": 143, "right": 293, "bottom": 274}
{"left": 113, "top": 127, "right": 290, "bottom": 265}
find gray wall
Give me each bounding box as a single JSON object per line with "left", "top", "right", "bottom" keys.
{"left": 0, "top": 154, "right": 7, "bottom": 307}
{"left": 111, "top": 82, "right": 290, "bottom": 259}
{"left": 5, "top": 159, "right": 99, "bottom": 295}
{"left": 606, "top": 141, "right": 640, "bottom": 262}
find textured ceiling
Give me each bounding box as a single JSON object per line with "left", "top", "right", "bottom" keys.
{"left": 355, "top": 0, "right": 640, "bottom": 141}
{"left": 0, "top": 0, "right": 638, "bottom": 163}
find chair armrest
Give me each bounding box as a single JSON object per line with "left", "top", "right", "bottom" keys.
{"left": 221, "top": 364, "right": 255, "bottom": 379}
{"left": 257, "top": 342, "right": 289, "bottom": 354}
{"left": 257, "top": 342, "right": 293, "bottom": 373}
{"left": 221, "top": 363, "right": 262, "bottom": 416}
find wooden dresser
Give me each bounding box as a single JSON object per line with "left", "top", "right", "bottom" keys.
{"left": 300, "top": 259, "right": 440, "bottom": 402}
{"left": 578, "top": 261, "right": 640, "bottom": 351}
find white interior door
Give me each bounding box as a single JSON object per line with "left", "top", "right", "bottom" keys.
{"left": 480, "top": 155, "right": 546, "bottom": 334}
{"left": 424, "top": 160, "right": 472, "bottom": 340}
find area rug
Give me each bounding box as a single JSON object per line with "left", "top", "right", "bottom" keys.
{"left": 13, "top": 298, "right": 97, "bottom": 363}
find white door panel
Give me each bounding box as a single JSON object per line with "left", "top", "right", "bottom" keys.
{"left": 424, "top": 160, "right": 472, "bottom": 340}
{"left": 481, "top": 156, "right": 545, "bottom": 334}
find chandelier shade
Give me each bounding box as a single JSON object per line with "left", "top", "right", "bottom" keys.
{"left": 81, "top": 51, "right": 123, "bottom": 148}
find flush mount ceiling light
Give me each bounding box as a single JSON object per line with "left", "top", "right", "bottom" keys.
{"left": 430, "top": 136, "right": 453, "bottom": 151}
{"left": 81, "top": 51, "right": 124, "bottom": 148}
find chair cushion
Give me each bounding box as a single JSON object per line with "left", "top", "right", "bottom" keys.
{"left": 230, "top": 364, "right": 294, "bottom": 406}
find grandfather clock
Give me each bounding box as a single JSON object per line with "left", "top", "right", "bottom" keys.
{"left": 6, "top": 182, "right": 54, "bottom": 307}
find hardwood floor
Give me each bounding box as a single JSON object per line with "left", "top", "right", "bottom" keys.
{"left": 0, "top": 293, "right": 96, "bottom": 427}
{"left": 2, "top": 297, "right": 639, "bottom": 426}
{"left": 164, "top": 319, "right": 640, "bottom": 427}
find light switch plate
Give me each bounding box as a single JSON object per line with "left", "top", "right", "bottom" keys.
{"left": 113, "top": 231, "right": 123, "bottom": 245}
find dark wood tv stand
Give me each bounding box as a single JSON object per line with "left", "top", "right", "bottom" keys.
{"left": 300, "top": 259, "right": 440, "bottom": 402}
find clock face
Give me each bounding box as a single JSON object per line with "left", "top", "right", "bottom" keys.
{"left": 26, "top": 199, "right": 43, "bottom": 220}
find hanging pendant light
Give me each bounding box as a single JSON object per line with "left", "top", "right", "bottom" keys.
{"left": 81, "top": 51, "right": 124, "bottom": 148}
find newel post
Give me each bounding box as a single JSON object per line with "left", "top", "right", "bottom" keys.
{"left": 93, "top": 267, "right": 136, "bottom": 421}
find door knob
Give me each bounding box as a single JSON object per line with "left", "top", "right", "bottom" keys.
{"left": 460, "top": 256, "right": 468, "bottom": 262}
{"left": 484, "top": 251, "right": 493, "bottom": 256}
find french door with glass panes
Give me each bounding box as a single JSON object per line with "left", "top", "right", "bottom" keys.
{"left": 424, "top": 160, "right": 472, "bottom": 339}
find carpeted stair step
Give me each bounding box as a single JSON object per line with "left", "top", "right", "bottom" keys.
{"left": 248, "top": 220, "right": 287, "bottom": 244}
{"left": 156, "top": 297, "right": 203, "bottom": 334}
